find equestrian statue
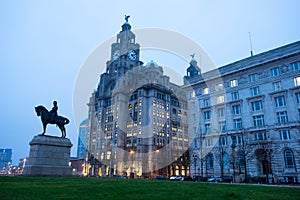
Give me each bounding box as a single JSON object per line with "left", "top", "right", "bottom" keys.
{"left": 35, "top": 101, "right": 70, "bottom": 138}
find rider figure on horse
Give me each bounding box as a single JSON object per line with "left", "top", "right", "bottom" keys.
{"left": 49, "top": 101, "right": 58, "bottom": 121}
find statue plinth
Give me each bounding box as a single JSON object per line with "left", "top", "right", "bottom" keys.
{"left": 23, "top": 135, "right": 73, "bottom": 176}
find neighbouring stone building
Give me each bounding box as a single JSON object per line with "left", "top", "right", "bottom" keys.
{"left": 86, "top": 16, "right": 300, "bottom": 182}
{"left": 186, "top": 41, "right": 300, "bottom": 183}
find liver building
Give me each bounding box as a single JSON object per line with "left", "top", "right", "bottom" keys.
{"left": 86, "top": 17, "right": 190, "bottom": 178}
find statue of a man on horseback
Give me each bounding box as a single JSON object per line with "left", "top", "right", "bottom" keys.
{"left": 35, "top": 101, "right": 70, "bottom": 138}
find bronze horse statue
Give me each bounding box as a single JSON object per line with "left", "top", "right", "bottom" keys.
{"left": 35, "top": 105, "right": 70, "bottom": 138}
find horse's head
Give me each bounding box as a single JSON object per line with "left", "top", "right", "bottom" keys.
{"left": 35, "top": 105, "right": 48, "bottom": 117}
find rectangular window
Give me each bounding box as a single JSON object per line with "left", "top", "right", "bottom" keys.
{"left": 255, "top": 132, "right": 267, "bottom": 141}
{"left": 203, "top": 87, "right": 209, "bottom": 94}
{"left": 233, "top": 118, "right": 243, "bottom": 129}
{"left": 217, "top": 108, "right": 225, "bottom": 118}
{"left": 219, "top": 121, "right": 226, "bottom": 132}
{"left": 294, "top": 77, "right": 300, "bottom": 86}
{"left": 232, "top": 105, "right": 241, "bottom": 115}
{"left": 204, "top": 111, "right": 211, "bottom": 120}
{"left": 280, "top": 130, "right": 291, "bottom": 140}
{"left": 215, "top": 83, "right": 224, "bottom": 91}
{"left": 253, "top": 115, "right": 265, "bottom": 127}
{"left": 204, "top": 123, "right": 211, "bottom": 134}
{"left": 219, "top": 137, "right": 227, "bottom": 146}
{"left": 271, "top": 67, "right": 280, "bottom": 76}
{"left": 249, "top": 74, "right": 258, "bottom": 83}
{"left": 250, "top": 86, "right": 260, "bottom": 96}
{"left": 205, "top": 138, "right": 213, "bottom": 147}
{"left": 236, "top": 135, "right": 243, "bottom": 145}
{"left": 277, "top": 111, "right": 288, "bottom": 123}
{"left": 230, "top": 79, "right": 238, "bottom": 87}
{"left": 251, "top": 100, "right": 263, "bottom": 111}
{"left": 291, "top": 61, "right": 300, "bottom": 71}
{"left": 296, "top": 93, "right": 300, "bottom": 104}
{"left": 231, "top": 91, "right": 239, "bottom": 100}
{"left": 273, "top": 81, "right": 282, "bottom": 91}
{"left": 274, "top": 96, "right": 286, "bottom": 107}
{"left": 203, "top": 98, "right": 210, "bottom": 107}
{"left": 217, "top": 95, "right": 225, "bottom": 104}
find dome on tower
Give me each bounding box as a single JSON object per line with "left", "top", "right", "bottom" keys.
{"left": 146, "top": 60, "right": 159, "bottom": 68}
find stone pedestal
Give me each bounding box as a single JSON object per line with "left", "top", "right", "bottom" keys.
{"left": 23, "top": 135, "right": 73, "bottom": 176}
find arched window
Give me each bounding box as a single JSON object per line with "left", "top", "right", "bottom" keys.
{"left": 284, "top": 150, "right": 296, "bottom": 169}
{"left": 172, "top": 108, "right": 177, "bottom": 115}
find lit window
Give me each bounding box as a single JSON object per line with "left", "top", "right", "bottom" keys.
{"left": 271, "top": 67, "right": 280, "bottom": 76}
{"left": 250, "top": 86, "right": 260, "bottom": 96}
{"left": 273, "top": 81, "right": 282, "bottom": 91}
{"left": 217, "top": 95, "right": 225, "bottom": 104}
{"left": 251, "top": 100, "right": 263, "bottom": 111}
{"left": 253, "top": 115, "right": 265, "bottom": 127}
{"left": 190, "top": 91, "right": 195, "bottom": 98}
{"left": 128, "top": 104, "right": 132, "bottom": 110}
{"left": 233, "top": 118, "right": 242, "bottom": 129}
{"left": 291, "top": 61, "right": 300, "bottom": 71}
{"left": 232, "top": 105, "right": 241, "bottom": 115}
{"left": 284, "top": 150, "right": 296, "bottom": 169}
{"left": 274, "top": 96, "right": 286, "bottom": 107}
{"left": 294, "top": 76, "right": 300, "bottom": 86}
{"left": 216, "top": 83, "right": 224, "bottom": 91}
{"left": 230, "top": 79, "right": 238, "bottom": 87}
{"left": 277, "top": 111, "right": 288, "bottom": 123}
{"left": 280, "top": 130, "right": 290, "bottom": 140}
{"left": 231, "top": 91, "right": 239, "bottom": 100}
{"left": 249, "top": 74, "right": 258, "bottom": 83}
{"left": 203, "top": 87, "right": 209, "bottom": 94}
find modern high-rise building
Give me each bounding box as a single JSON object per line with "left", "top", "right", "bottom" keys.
{"left": 86, "top": 18, "right": 190, "bottom": 178}
{"left": 0, "top": 148, "right": 12, "bottom": 174}
{"left": 77, "top": 119, "right": 88, "bottom": 159}
{"left": 185, "top": 41, "right": 300, "bottom": 183}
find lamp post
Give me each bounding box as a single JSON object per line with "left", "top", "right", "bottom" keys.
{"left": 130, "top": 149, "right": 134, "bottom": 178}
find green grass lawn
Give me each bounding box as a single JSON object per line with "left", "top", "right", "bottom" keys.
{"left": 0, "top": 176, "right": 299, "bottom": 200}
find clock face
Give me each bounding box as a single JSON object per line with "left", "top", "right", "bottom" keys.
{"left": 128, "top": 50, "right": 137, "bottom": 61}
{"left": 113, "top": 50, "right": 120, "bottom": 60}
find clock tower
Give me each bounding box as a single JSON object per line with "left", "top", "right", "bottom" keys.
{"left": 108, "top": 15, "right": 143, "bottom": 77}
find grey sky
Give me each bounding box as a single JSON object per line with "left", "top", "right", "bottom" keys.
{"left": 0, "top": 0, "right": 299, "bottom": 164}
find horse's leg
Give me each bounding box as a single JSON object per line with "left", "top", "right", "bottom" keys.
{"left": 42, "top": 122, "right": 47, "bottom": 135}
{"left": 59, "top": 125, "right": 64, "bottom": 138}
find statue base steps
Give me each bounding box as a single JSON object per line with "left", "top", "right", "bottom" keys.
{"left": 23, "top": 135, "right": 73, "bottom": 176}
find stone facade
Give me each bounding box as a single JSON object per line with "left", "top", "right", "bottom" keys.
{"left": 186, "top": 41, "right": 300, "bottom": 183}
{"left": 23, "top": 135, "right": 72, "bottom": 176}
{"left": 86, "top": 20, "right": 190, "bottom": 178}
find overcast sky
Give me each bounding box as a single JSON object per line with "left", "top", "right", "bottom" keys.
{"left": 1, "top": 0, "right": 299, "bottom": 164}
